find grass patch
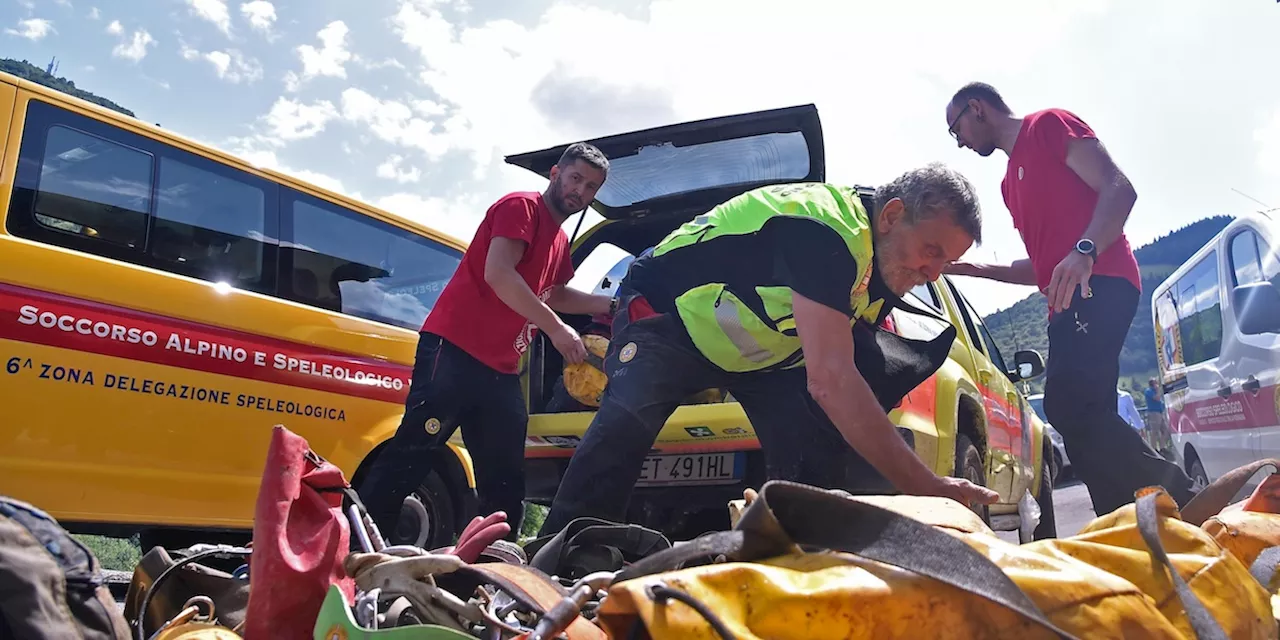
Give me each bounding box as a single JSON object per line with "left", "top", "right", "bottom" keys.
{"left": 76, "top": 534, "right": 141, "bottom": 572}
{"left": 521, "top": 503, "right": 548, "bottom": 543}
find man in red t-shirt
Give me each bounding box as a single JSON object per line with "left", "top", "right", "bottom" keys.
{"left": 941, "top": 82, "right": 1195, "bottom": 516}
{"left": 357, "top": 143, "right": 618, "bottom": 543}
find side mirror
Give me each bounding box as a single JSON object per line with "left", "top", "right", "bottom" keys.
{"left": 1009, "top": 349, "right": 1046, "bottom": 382}
{"left": 1233, "top": 282, "right": 1280, "bottom": 335}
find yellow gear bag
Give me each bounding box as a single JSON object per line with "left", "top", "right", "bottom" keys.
{"left": 1193, "top": 459, "right": 1280, "bottom": 625}
{"left": 595, "top": 479, "right": 1277, "bottom": 640}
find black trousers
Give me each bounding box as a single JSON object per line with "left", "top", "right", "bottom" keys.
{"left": 1042, "top": 276, "right": 1196, "bottom": 515}
{"left": 538, "top": 311, "right": 894, "bottom": 536}
{"left": 356, "top": 332, "right": 528, "bottom": 542}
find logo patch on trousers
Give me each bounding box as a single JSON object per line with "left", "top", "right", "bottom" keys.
{"left": 425, "top": 417, "right": 441, "bottom": 435}
{"left": 619, "top": 342, "right": 637, "bottom": 363}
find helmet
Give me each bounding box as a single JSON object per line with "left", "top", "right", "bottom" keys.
{"left": 562, "top": 334, "right": 610, "bottom": 407}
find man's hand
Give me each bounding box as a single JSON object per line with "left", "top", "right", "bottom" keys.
{"left": 1045, "top": 251, "right": 1093, "bottom": 313}
{"left": 549, "top": 322, "right": 587, "bottom": 365}
{"left": 915, "top": 475, "right": 1000, "bottom": 509}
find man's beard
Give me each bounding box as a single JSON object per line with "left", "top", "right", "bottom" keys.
{"left": 548, "top": 179, "right": 580, "bottom": 215}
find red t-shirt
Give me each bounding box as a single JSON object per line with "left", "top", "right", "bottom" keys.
{"left": 1001, "top": 108, "right": 1141, "bottom": 298}
{"left": 422, "top": 192, "right": 574, "bottom": 374}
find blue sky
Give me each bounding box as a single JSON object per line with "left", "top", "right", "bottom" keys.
{"left": 3, "top": 0, "right": 1280, "bottom": 316}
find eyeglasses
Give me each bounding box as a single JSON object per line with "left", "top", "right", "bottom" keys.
{"left": 948, "top": 103, "right": 971, "bottom": 140}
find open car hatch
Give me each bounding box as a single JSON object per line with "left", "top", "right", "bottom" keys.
{"left": 504, "top": 104, "right": 825, "bottom": 221}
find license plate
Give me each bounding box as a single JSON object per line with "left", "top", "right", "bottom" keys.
{"left": 636, "top": 453, "right": 741, "bottom": 486}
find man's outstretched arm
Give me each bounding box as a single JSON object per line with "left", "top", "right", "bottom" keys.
{"left": 945, "top": 258, "right": 1038, "bottom": 286}
{"left": 792, "top": 292, "right": 998, "bottom": 508}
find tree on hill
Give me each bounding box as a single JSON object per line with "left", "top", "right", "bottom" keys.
{"left": 0, "top": 58, "right": 134, "bottom": 117}
{"left": 982, "top": 215, "right": 1234, "bottom": 399}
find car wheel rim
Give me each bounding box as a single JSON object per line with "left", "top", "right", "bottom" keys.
{"left": 395, "top": 494, "right": 432, "bottom": 548}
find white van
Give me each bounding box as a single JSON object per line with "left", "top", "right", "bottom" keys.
{"left": 1152, "top": 209, "right": 1280, "bottom": 489}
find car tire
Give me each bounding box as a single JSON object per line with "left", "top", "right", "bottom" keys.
{"left": 1189, "top": 455, "right": 1210, "bottom": 493}
{"left": 955, "top": 434, "right": 989, "bottom": 524}
{"left": 382, "top": 470, "right": 457, "bottom": 550}
{"left": 1033, "top": 446, "right": 1057, "bottom": 540}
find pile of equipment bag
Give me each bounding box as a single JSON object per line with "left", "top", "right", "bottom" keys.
{"left": 8, "top": 424, "right": 1280, "bottom": 639}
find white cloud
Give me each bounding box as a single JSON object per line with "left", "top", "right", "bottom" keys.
{"left": 376, "top": 155, "right": 423, "bottom": 184}
{"left": 1257, "top": 109, "right": 1280, "bottom": 178}
{"left": 263, "top": 97, "right": 340, "bottom": 141}
{"left": 187, "top": 0, "right": 231, "bottom": 36}
{"left": 339, "top": 88, "right": 455, "bottom": 161}
{"left": 181, "top": 44, "right": 263, "bottom": 83}
{"left": 87, "top": 7, "right": 99, "bottom": 20}
{"left": 54, "top": 0, "right": 71, "bottom": 6}
{"left": 240, "top": 1, "right": 275, "bottom": 33}
{"left": 111, "top": 27, "right": 155, "bottom": 63}
{"left": 105, "top": 19, "right": 122, "bottom": 35}
{"left": 295, "top": 21, "right": 352, "bottom": 83}
{"left": 6, "top": 18, "right": 55, "bottom": 41}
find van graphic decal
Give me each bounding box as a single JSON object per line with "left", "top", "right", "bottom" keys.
{"left": 0, "top": 283, "right": 413, "bottom": 403}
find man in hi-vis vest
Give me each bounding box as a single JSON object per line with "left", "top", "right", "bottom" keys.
{"left": 538, "top": 163, "right": 999, "bottom": 536}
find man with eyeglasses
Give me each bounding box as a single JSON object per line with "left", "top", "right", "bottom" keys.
{"left": 941, "top": 82, "right": 1197, "bottom": 516}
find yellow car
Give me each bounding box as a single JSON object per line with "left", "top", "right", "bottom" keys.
{"left": 505, "top": 104, "right": 1057, "bottom": 541}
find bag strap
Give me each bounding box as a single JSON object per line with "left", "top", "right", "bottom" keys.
{"left": 526, "top": 517, "right": 670, "bottom": 578}
{"left": 1181, "top": 458, "right": 1280, "bottom": 526}
{"left": 1134, "top": 490, "right": 1229, "bottom": 640}
{"left": 1250, "top": 546, "right": 1280, "bottom": 592}
{"left": 618, "top": 481, "right": 1081, "bottom": 640}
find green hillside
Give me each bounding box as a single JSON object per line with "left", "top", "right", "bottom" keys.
{"left": 0, "top": 58, "right": 134, "bottom": 117}
{"left": 983, "top": 215, "right": 1234, "bottom": 399}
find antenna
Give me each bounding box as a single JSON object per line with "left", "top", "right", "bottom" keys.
{"left": 1231, "top": 187, "right": 1272, "bottom": 210}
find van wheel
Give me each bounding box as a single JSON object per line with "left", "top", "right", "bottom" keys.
{"left": 384, "top": 470, "right": 456, "bottom": 550}
{"left": 1033, "top": 446, "right": 1057, "bottom": 540}
{"left": 955, "top": 434, "right": 989, "bottom": 523}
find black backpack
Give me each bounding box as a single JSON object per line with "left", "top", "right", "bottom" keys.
{"left": 0, "top": 495, "right": 130, "bottom": 639}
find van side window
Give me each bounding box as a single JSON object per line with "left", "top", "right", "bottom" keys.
{"left": 283, "top": 190, "right": 463, "bottom": 330}
{"left": 15, "top": 123, "right": 153, "bottom": 250}
{"left": 944, "top": 278, "right": 984, "bottom": 350}
{"left": 964, "top": 295, "right": 1009, "bottom": 373}
{"left": 1230, "top": 231, "right": 1263, "bottom": 287}
{"left": 7, "top": 99, "right": 279, "bottom": 295}
{"left": 149, "top": 156, "right": 273, "bottom": 294}
{"left": 1173, "top": 251, "right": 1223, "bottom": 365}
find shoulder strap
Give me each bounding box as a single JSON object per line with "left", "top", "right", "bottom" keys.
{"left": 526, "top": 517, "right": 671, "bottom": 580}
{"left": 1134, "top": 489, "right": 1228, "bottom": 640}
{"left": 618, "top": 480, "right": 1081, "bottom": 640}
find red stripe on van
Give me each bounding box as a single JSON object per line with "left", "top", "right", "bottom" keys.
{"left": 0, "top": 282, "right": 413, "bottom": 403}
{"left": 1168, "top": 386, "right": 1280, "bottom": 434}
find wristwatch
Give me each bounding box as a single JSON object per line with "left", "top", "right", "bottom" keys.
{"left": 1075, "top": 238, "right": 1098, "bottom": 262}
{"left": 608, "top": 296, "right": 620, "bottom": 316}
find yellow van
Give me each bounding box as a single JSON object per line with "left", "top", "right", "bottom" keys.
{"left": 0, "top": 71, "right": 478, "bottom": 550}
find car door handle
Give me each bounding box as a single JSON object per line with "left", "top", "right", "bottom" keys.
{"left": 1243, "top": 377, "right": 1262, "bottom": 394}
{"left": 1217, "top": 384, "right": 1233, "bottom": 399}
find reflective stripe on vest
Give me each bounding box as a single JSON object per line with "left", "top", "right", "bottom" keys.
{"left": 714, "top": 295, "right": 774, "bottom": 364}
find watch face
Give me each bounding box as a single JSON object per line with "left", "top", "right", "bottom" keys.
{"left": 1077, "top": 239, "right": 1095, "bottom": 253}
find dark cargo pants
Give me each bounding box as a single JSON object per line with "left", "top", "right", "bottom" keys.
{"left": 538, "top": 310, "right": 896, "bottom": 536}
{"left": 1042, "top": 276, "right": 1197, "bottom": 515}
